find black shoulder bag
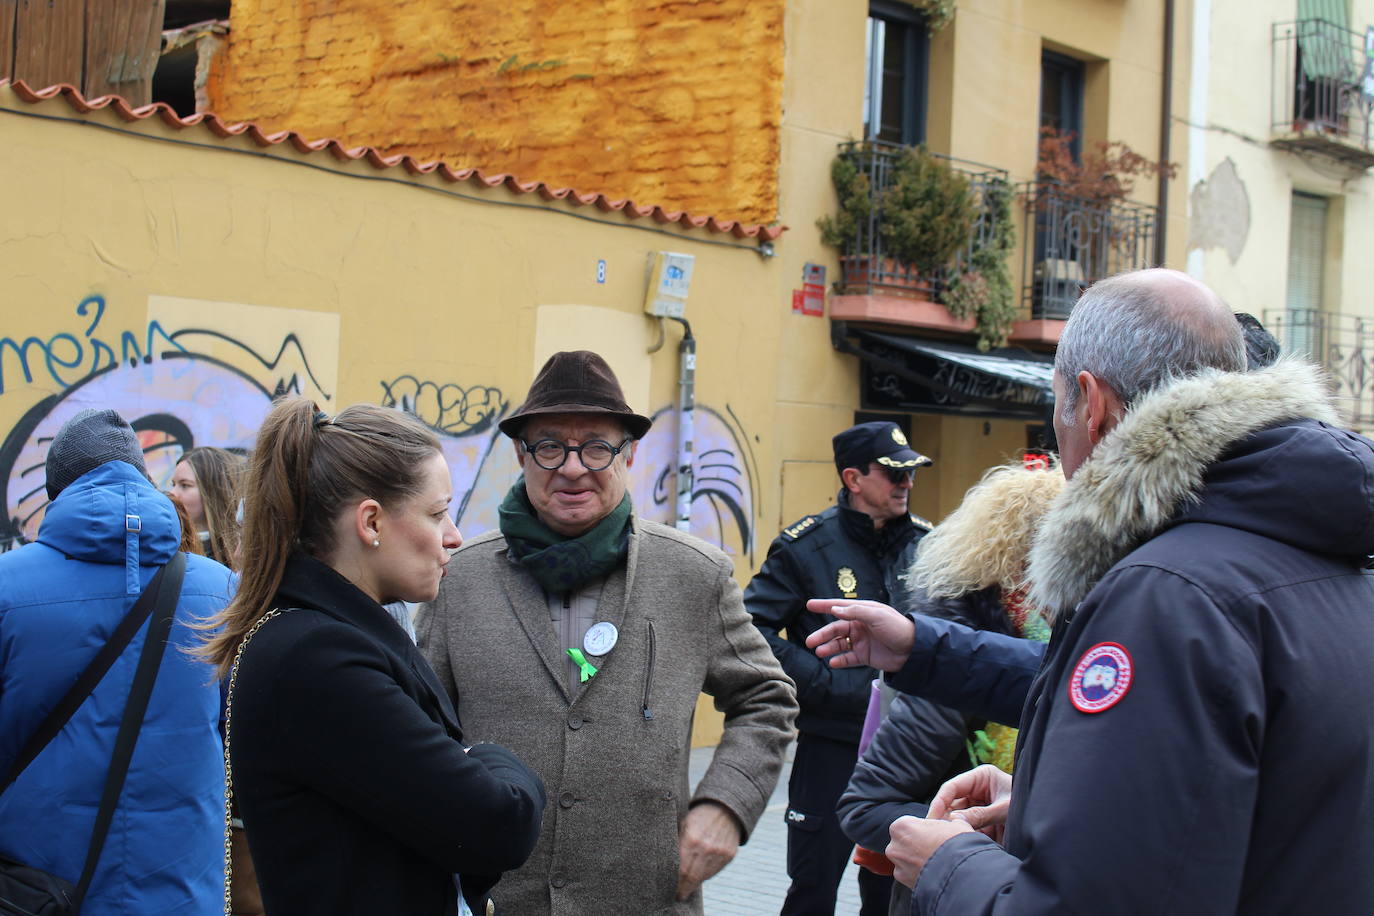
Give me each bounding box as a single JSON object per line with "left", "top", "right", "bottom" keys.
{"left": 0, "top": 551, "right": 187, "bottom": 916}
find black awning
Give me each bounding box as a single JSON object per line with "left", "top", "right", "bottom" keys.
{"left": 835, "top": 325, "right": 1056, "bottom": 419}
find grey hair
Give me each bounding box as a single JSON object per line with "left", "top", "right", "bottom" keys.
{"left": 1056, "top": 270, "right": 1246, "bottom": 424}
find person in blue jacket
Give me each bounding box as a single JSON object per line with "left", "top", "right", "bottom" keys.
{"left": 0, "top": 409, "right": 233, "bottom": 913}
{"left": 808, "top": 269, "right": 1374, "bottom": 914}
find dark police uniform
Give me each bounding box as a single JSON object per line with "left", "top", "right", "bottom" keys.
{"left": 745, "top": 422, "right": 932, "bottom": 916}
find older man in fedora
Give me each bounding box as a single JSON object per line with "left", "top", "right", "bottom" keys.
{"left": 417, "top": 350, "right": 797, "bottom": 915}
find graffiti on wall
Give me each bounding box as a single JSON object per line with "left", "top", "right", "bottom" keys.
{"left": 632, "top": 404, "right": 757, "bottom": 563}
{"left": 376, "top": 374, "right": 510, "bottom": 524}
{"left": 0, "top": 295, "right": 341, "bottom": 550}
{"left": 1, "top": 295, "right": 759, "bottom": 563}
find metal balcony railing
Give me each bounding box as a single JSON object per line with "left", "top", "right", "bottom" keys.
{"left": 830, "top": 141, "right": 1010, "bottom": 299}
{"left": 1271, "top": 19, "right": 1374, "bottom": 167}
{"left": 1263, "top": 309, "right": 1374, "bottom": 426}
{"left": 1020, "top": 182, "right": 1159, "bottom": 320}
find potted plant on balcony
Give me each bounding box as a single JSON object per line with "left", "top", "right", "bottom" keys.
{"left": 941, "top": 178, "right": 1017, "bottom": 351}
{"left": 819, "top": 143, "right": 976, "bottom": 300}
{"left": 1025, "top": 128, "right": 1176, "bottom": 320}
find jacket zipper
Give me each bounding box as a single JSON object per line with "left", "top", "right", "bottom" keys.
{"left": 642, "top": 619, "right": 656, "bottom": 719}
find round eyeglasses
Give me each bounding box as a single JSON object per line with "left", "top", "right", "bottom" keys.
{"left": 520, "top": 437, "right": 634, "bottom": 471}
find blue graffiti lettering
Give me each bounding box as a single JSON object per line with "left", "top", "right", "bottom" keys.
{"left": 0, "top": 295, "right": 186, "bottom": 395}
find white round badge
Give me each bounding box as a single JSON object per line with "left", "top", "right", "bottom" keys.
{"left": 583, "top": 622, "right": 619, "bottom": 657}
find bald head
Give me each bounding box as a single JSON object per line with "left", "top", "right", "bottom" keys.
{"left": 1055, "top": 268, "right": 1246, "bottom": 420}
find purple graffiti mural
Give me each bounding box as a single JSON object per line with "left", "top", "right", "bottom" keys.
{"left": 3, "top": 297, "right": 757, "bottom": 564}
{"left": 0, "top": 297, "right": 511, "bottom": 552}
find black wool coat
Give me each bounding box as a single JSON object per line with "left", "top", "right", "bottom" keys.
{"left": 230, "top": 552, "right": 546, "bottom": 915}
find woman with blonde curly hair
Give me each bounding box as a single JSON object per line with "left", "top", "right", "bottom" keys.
{"left": 838, "top": 461, "right": 1063, "bottom": 916}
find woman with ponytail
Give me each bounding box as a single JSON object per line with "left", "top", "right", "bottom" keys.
{"left": 199, "top": 397, "right": 545, "bottom": 916}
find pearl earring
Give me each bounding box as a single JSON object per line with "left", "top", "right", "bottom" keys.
{"left": 372, "top": 539, "right": 380, "bottom": 548}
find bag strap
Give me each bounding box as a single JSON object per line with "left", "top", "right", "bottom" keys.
{"left": 70, "top": 550, "right": 186, "bottom": 910}
{"left": 0, "top": 553, "right": 185, "bottom": 794}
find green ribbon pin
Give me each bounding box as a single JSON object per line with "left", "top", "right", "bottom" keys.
{"left": 566, "top": 648, "right": 599, "bottom": 683}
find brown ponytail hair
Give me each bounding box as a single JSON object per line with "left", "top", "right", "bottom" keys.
{"left": 180, "top": 446, "right": 246, "bottom": 568}
{"left": 198, "top": 397, "right": 440, "bottom": 676}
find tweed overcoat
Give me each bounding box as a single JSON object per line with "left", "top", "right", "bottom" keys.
{"left": 417, "top": 517, "right": 798, "bottom": 915}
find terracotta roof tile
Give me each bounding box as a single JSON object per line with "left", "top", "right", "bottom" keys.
{"left": 3, "top": 80, "right": 787, "bottom": 242}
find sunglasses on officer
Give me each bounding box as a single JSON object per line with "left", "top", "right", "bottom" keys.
{"left": 876, "top": 466, "right": 916, "bottom": 485}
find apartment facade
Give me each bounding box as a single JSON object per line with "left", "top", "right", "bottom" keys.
{"left": 1187, "top": 0, "right": 1374, "bottom": 432}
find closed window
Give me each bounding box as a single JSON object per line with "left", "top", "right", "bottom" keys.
{"left": 1284, "top": 192, "right": 1329, "bottom": 356}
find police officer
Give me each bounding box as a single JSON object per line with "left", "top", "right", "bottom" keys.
{"left": 746, "top": 420, "right": 932, "bottom": 916}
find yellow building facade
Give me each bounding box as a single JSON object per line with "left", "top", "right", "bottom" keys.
{"left": 1, "top": 0, "right": 1188, "bottom": 744}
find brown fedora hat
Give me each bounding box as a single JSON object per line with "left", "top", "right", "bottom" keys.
{"left": 498, "top": 350, "right": 653, "bottom": 439}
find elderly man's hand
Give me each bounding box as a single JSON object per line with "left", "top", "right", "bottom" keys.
{"left": 804, "top": 599, "right": 915, "bottom": 672}
{"left": 887, "top": 815, "right": 973, "bottom": 889}
{"left": 676, "top": 801, "right": 742, "bottom": 901}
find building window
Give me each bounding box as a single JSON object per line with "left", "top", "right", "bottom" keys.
{"left": 864, "top": 2, "right": 929, "bottom": 145}
{"left": 1039, "top": 51, "right": 1085, "bottom": 156}
{"left": 1284, "top": 192, "right": 1329, "bottom": 356}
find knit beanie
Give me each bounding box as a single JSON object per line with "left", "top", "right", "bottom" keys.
{"left": 45, "top": 408, "right": 148, "bottom": 500}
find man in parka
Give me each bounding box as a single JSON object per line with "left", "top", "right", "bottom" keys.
{"left": 807, "top": 269, "right": 1374, "bottom": 914}
{"left": 417, "top": 350, "right": 796, "bottom": 916}
{"left": 745, "top": 421, "right": 932, "bottom": 916}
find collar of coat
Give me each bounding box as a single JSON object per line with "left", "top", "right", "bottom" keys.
{"left": 275, "top": 550, "right": 417, "bottom": 656}
{"left": 1027, "top": 355, "right": 1340, "bottom": 617}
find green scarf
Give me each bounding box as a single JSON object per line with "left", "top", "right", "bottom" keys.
{"left": 498, "top": 479, "right": 632, "bottom": 594}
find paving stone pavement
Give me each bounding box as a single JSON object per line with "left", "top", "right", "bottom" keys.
{"left": 690, "top": 742, "right": 865, "bottom": 916}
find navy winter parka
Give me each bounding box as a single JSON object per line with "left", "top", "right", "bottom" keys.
{"left": 0, "top": 460, "right": 233, "bottom": 914}
{"left": 908, "top": 359, "right": 1374, "bottom": 915}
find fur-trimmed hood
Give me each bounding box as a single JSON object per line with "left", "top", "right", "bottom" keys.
{"left": 1028, "top": 356, "right": 1374, "bottom": 615}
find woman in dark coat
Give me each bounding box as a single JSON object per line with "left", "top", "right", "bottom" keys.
{"left": 837, "top": 462, "right": 1062, "bottom": 916}
{"left": 200, "top": 397, "right": 545, "bottom": 916}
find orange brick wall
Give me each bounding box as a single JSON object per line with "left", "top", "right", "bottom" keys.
{"left": 205, "top": 0, "right": 784, "bottom": 224}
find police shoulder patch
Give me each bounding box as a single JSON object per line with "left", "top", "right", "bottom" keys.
{"left": 909, "top": 513, "right": 935, "bottom": 531}
{"left": 781, "top": 515, "right": 821, "bottom": 541}
{"left": 1068, "top": 642, "right": 1133, "bottom": 713}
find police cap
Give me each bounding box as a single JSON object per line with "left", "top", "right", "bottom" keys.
{"left": 832, "top": 421, "right": 933, "bottom": 474}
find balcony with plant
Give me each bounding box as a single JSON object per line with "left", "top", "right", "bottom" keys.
{"left": 1021, "top": 129, "right": 1172, "bottom": 324}
{"left": 819, "top": 141, "right": 1017, "bottom": 351}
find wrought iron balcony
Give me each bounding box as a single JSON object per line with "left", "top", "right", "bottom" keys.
{"left": 1263, "top": 309, "right": 1374, "bottom": 427}
{"left": 1020, "top": 182, "right": 1159, "bottom": 320}
{"left": 1271, "top": 19, "right": 1374, "bottom": 169}
{"left": 829, "top": 140, "right": 1010, "bottom": 300}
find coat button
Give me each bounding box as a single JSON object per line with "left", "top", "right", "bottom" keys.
{"left": 559, "top": 791, "right": 575, "bottom": 809}
{"left": 567, "top": 714, "right": 583, "bottom": 730}
{"left": 551, "top": 876, "right": 567, "bottom": 888}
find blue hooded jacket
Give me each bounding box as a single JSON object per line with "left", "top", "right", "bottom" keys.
{"left": 0, "top": 460, "right": 232, "bottom": 913}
